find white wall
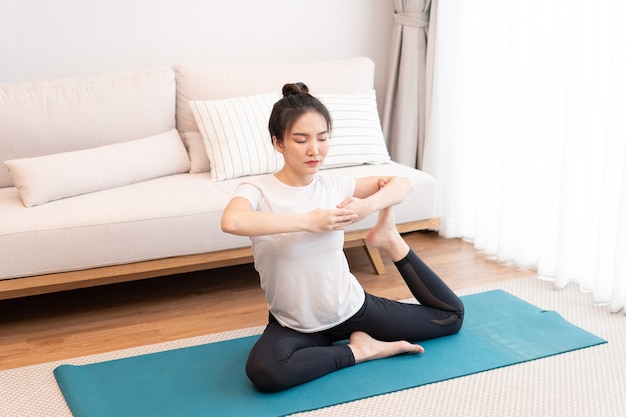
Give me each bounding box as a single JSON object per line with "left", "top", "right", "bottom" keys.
{"left": 1, "top": 0, "right": 395, "bottom": 102}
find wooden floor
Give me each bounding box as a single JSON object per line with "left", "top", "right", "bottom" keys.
{"left": 0, "top": 231, "right": 535, "bottom": 371}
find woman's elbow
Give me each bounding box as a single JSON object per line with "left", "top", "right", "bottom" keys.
{"left": 220, "top": 214, "right": 239, "bottom": 235}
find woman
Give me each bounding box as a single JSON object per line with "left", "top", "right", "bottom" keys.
{"left": 221, "top": 83, "right": 464, "bottom": 392}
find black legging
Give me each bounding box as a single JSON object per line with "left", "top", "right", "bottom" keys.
{"left": 245, "top": 249, "right": 464, "bottom": 392}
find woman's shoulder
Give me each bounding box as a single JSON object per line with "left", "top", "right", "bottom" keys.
{"left": 236, "top": 174, "right": 276, "bottom": 188}
{"left": 233, "top": 174, "right": 276, "bottom": 197}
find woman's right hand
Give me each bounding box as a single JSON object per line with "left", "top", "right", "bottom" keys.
{"left": 306, "top": 208, "right": 358, "bottom": 233}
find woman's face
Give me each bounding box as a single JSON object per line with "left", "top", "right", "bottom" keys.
{"left": 273, "top": 110, "right": 330, "bottom": 182}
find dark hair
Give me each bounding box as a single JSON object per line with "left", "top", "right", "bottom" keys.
{"left": 268, "top": 82, "right": 332, "bottom": 144}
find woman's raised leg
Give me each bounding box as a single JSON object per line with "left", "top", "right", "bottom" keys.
{"left": 366, "top": 207, "right": 464, "bottom": 318}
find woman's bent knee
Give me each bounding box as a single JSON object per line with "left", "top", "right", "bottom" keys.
{"left": 246, "top": 358, "right": 290, "bottom": 393}
{"left": 431, "top": 300, "right": 464, "bottom": 336}
{"left": 448, "top": 299, "right": 465, "bottom": 334}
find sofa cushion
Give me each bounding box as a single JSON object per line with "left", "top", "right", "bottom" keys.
{"left": 5, "top": 129, "right": 190, "bottom": 207}
{"left": 0, "top": 162, "right": 436, "bottom": 280}
{"left": 189, "top": 93, "right": 283, "bottom": 181}
{"left": 174, "top": 57, "right": 375, "bottom": 134}
{"left": 0, "top": 66, "right": 176, "bottom": 188}
{"left": 0, "top": 173, "right": 249, "bottom": 280}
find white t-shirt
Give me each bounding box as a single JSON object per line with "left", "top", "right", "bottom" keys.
{"left": 234, "top": 174, "right": 366, "bottom": 332}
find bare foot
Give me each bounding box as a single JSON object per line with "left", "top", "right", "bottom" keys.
{"left": 365, "top": 207, "right": 409, "bottom": 261}
{"left": 347, "top": 331, "right": 424, "bottom": 364}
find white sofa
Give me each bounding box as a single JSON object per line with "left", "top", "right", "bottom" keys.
{"left": 0, "top": 57, "right": 439, "bottom": 300}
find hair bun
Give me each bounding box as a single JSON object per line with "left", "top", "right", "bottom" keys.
{"left": 282, "top": 82, "right": 309, "bottom": 97}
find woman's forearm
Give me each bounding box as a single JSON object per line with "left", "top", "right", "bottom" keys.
{"left": 221, "top": 209, "right": 308, "bottom": 236}
{"left": 221, "top": 199, "right": 358, "bottom": 237}
{"left": 339, "top": 176, "right": 413, "bottom": 222}
{"left": 364, "top": 176, "right": 413, "bottom": 213}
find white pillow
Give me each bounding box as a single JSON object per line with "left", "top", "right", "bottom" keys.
{"left": 318, "top": 90, "right": 390, "bottom": 169}
{"left": 4, "top": 129, "right": 190, "bottom": 207}
{"left": 189, "top": 92, "right": 283, "bottom": 182}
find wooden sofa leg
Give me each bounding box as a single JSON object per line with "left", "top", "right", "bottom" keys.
{"left": 363, "top": 242, "right": 386, "bottom": 275}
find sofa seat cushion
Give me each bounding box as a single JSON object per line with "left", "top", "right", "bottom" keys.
{"left": 0, "top": 173, "right": 248, "bottom": 280}
{"left": 0, "top": 162, "right": 435, "bottom": 280}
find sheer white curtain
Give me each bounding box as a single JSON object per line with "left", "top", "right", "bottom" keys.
{"left": 424, "top": 0, "right": 626, "bottom": 313}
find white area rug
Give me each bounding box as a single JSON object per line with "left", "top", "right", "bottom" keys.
{"left": 1, "top": 277, "right": 624, "bottom": 417}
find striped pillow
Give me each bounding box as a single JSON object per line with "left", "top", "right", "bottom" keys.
{"left": 189, "top": 92, "right": 282, "bottom": 181}
{"left": 189, "top": 90, "right": 390, "bottom": 181}
{"left": 319, "top": 90, "right": 390, "bottom": 169}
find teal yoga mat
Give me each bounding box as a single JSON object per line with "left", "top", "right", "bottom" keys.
{"left": 54, "top": 290, "right": 606, "bottom": 417}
